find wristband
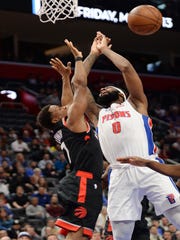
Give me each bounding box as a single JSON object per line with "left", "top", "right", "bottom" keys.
{"left": 75, "top": 56, "right": 83, "bottom": 62}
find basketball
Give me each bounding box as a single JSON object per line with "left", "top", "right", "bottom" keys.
{"left": 127, "top": 5, "right": 162, "bottom": 36}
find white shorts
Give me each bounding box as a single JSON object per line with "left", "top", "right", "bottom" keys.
{"left": 107, "top": 165, "right": 180, "bottom": 221}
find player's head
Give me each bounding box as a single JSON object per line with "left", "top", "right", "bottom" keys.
{"left": 97, "top": 86, "right": 126, "bottom": 107}
{"left": 37, "top": 104, "right": 67, "bottom": 130}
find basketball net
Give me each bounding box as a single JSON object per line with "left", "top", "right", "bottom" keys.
{"left": 38, "top": 0, "right": 78, "bottom": 24}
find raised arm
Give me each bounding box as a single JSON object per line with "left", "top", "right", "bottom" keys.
{"left": 64, "top": 39, "right": 89, "bottom": 132}
{"left": 117, "top": 156, "right": 180, "bottom": 178}
{"left": 97, "top": 32, "right": 148, "bottom": 115}
{"left": 49, "top": 57, "right": 73, "bottom": 106}
{"left": 82, "top": 33, "right": 109, "bottom": 126}
{"left": 83, "top": 33, "right": 102, "bottom": 75}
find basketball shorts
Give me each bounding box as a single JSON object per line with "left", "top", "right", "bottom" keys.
{"left": 56, "top": 173, "right": 103, "bottom": 238}
{"left": 107, "top": 165, "right": 180, "bottom": 221}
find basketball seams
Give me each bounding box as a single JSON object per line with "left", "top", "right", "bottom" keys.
{"left": 145, "top": 5, "right": 162, "bottom": 28}
{"left": 129, "top": 13, "right": 159, "bottom": 23}
{"left": 129, "top": 10, "right": 161, "bottom": 24}
{"left": 127, "top": 5, "right": 162, "bottom": 35}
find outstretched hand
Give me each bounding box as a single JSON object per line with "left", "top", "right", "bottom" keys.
{"left": 50, "top": 57, "right": 71, "bottom": 79}
{"left": 64, "top": 39, "right": 83, "bottom": 59}
{"left": 89, "top": 31, "right": 112, "bottom": 56}
{"left": 117, "top": 156, "right": 149, "bottom": 167}
{"left": 96, "top": 31, "right": 112, "bottom": 53}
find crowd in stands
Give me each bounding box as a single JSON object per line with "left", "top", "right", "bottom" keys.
{"left": 0, "top": 73, "right": 179, "bottom": 239}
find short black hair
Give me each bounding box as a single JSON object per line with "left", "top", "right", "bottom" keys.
{"left": 37, "top": 105, "right": 55, "bottom": 130}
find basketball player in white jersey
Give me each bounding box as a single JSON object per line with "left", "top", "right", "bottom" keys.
{"left": 85, "top": 32, "right": 180, "bottom": 240}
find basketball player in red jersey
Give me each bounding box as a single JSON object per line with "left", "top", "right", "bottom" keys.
{"left": 37, "top": 40, "right": 104, "bottom": 240}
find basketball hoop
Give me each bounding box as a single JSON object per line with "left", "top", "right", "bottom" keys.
{"left": 38, "top": 0, "right": 78, "bottom": 24}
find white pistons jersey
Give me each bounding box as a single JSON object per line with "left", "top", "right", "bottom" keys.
{"left": 98, "top": 100, "right": 157, "bottom": 166}
{"left": 98, "top": 100, "right": 180, "bottom": 223}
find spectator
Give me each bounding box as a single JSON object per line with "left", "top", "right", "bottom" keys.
{"left": 163, "top": 230, "right": 173, "bottom": 240}
{"left": 32, "top": 168, "right": 43, "bottom": 183}
{"left": 18, "top": 231, "right": 32, "bottom": 240}
{"left": 38, "top": 153, "right": 54, "bottom": 170}
{"left": 46, "top": 195, "right": 64, "bottom": 218}
{"left": 8, "top": 219, "right": 22, "bottom": 239}
{"left": 0, "top": 167, "right": 10, "bottom": 199}
{"left": 13, "top": 153, "right": 28, "bottom": 169}
{"left": 11, "top": 135, "right": 30, "bottom": 154}
{"left": 160, "top": 217, "right": 170, "bottom": 231}
{"left": 22, "top": 123, "right": 35, "bottom": 139}
{"left": 175, "top": 230, "right": 180, "bottom": 240}
{"left": 28, "top": 138, "right": 43, "bottom": 162}
{"left": 151, "top": 218, "right": 164, "bottom": 236}
{"left": 154, "top": 104, "right": 167, "bottom": 119}
{"left": 26, "top": 168, "right": 43, "bottom": 193}
{"left": 1, "top": 160, "right": 13, "bottom": 176}
{"left": 42, "top": 162, "right": 58, "bottom": 178}
{"left": 0, "top": 150, "right": 12, "bottom": 167}
{"left": 31, "top": 186, "right": 51, "bottom": 208}
{"left": 24, "top": 224, "right": 41, "bottom": 240}
{"left": 38, "top": 177, "right": 48, "bottom": 189}
{"left": 0, "top": 198, "right": 13, "bottom": 219}
{"left": 168, "top": 224, "right": 177, "bottom": 240}
{"left": 0, "top": 207, "right": 13, "bottom": 230}
{"left": 11, "top": 185, "right": 29, "bottom": 209}
{"left": 22, "top": 130, "right": 33, "bottom": 144}
{"left": 53, "top": 151, "right": 67, "bottom": 179}
{"left": 25, "top": 196, "right": 47, "bottom": 219}
{"left": 0, "top": 166, "right": 10, "bottom": 181}
{"left": 37, "top": 128, "right": 51, "bottom": 147}
{"left": 1, "top": 236, "right": 11, "bottom": 240}
{"left": 8, "top": 128, "right": 18, "bottom": 143}
{"left": 41, "top": 218, "right": 59, "bottom": 240}
{"left": 0, "top": 179, "right": 9, "bottom": 198}
{"left": 9, "top": 166, "right": 30, "bottom": 194}
{"left": 0, "top": 229, "right": 9, "bottom": 239}
{"left": 0, "top": 133, "right": 9, "bottom": 151}
{"left": 149, "top": 225, "right": 163, "bottom": 240}
{"left": 47, "top": 234, "right": 61, "bottom": 240}
{"left": 0, "top": 195, "right": 10, "bottom": 208}
{"left": 25, "top": 160, "right": 39, "bottom": 178}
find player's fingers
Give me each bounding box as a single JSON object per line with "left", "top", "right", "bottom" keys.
{"left": 55, "top": 57, "right": 63, "bottom": 64}
{"left": 67, "top": 62, "right": 72, "bottom": 69}
{"left": 49, "top": 58, "right": 57, "bottom": 64}
{"left": 96, "top": 31, "right": 103, "bottom": 36}
{"left": 108, "top": 44, "right": 112, "bottom": 49}
{"left": 51, "top": 65, "right": 59, "bottom": 72}
{"left": 67, "top": 61, "right": 71, "bottom": 66}
{"left": 106, "top": 37, "right": 111, "bottom": 43}
{"left": 50, "top": 58, "right": 61, "bottom": 66}
{"left": 64, "top": 39, "right": 70, "bottom": 44}
{"left": 64, "top": 39, "right": 74, "bottom": 50}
